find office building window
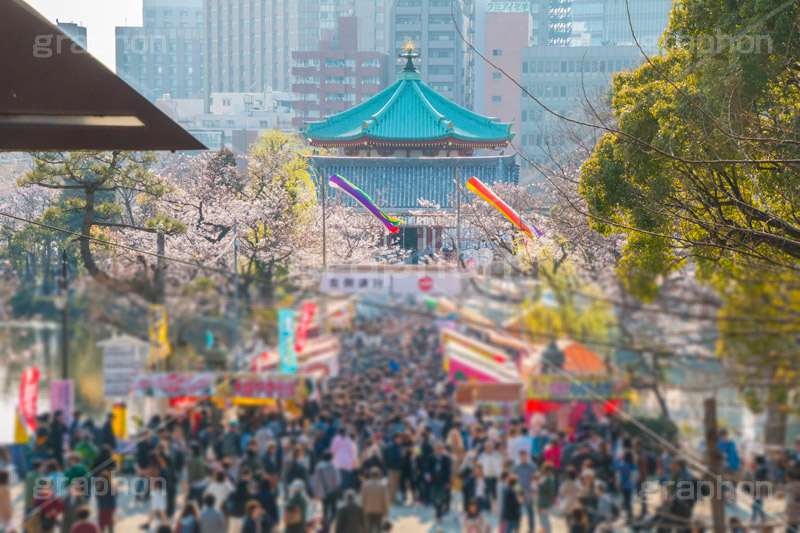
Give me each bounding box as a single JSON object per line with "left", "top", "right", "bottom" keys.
{"left": 491, "top": 95, "right": 501, "bottom": 102}
{"left": 492, "top": 72, "right": 502, "bottom": 79}
{"left": 492, "top": 49, "right": 502, "bottom": 56}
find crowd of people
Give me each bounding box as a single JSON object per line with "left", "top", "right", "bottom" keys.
{"left": 4, "top": 313, "right": 800, "bottom": 533}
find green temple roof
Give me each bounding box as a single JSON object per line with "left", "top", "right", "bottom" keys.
{"left": 305, "top": 47, "right": 514, "bottom": 149}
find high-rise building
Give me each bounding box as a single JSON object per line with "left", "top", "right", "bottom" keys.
{"left": 389, "top": 0, "right": 475, "bottom": 109}
{"left": 56, "top": 21, "right": 88, "bottom": 50}
{"left": 571, "top": 0, "right": 670, "bottom": 51}
{"left": 205, "top": 0, "right": 384, "bottom": 99}
{"left": 518, "top": 45, "right": 643, "bottom": 166}
{"left": 204, "top": 0, "right": 296, "bottom": 97}
{"left": 483, "top": 4, "right": 532, "bottom": 137}
{"left": 116, "top": 0, "right": 205, "bottom": 102}
{"left": 292, "top": 17, "right": 389, "bottom": 130}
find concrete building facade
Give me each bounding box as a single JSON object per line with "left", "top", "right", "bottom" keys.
{"left": 116, "top": 0, "right": 205, "bottom": 102}
{"left": 291, "top": 17, "right": 390, "bottom": 130}
{"left": 389, "top": 0, "right": 475, "bottom": 109}
{"left": 483, "top": 5, "right": 533, "bottom": 137}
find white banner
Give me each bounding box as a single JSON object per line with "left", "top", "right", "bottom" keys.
{"left": 103, "top": 342, "right": 143, "bottom": 398}
{"left": 132, "top": 373, "right": 216, "bottom": 398}
{"left": 320, "top": 271, "right": 460, "bottom": 297}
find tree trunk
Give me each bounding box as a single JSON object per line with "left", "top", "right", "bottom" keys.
{"left": 764, "top": 403, "right": 787, "bottom": 446}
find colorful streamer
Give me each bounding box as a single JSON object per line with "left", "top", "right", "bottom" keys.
{"left": 329, "top": 174, "right": 404, "bottom": 233}
{"left": 465, "top": 177, "right": 543, "bottom": 239}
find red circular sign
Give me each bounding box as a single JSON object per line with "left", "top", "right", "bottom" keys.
{"left": 418, "top": 276, "right": 434, "bottom": 292}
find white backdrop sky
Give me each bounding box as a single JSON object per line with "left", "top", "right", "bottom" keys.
{"left": 26, "top": 0, "right": 143, "bottom": 70}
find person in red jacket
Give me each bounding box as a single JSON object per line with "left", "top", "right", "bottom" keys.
{"left": 32, "top": 478, "right": 63, "bottom": 532}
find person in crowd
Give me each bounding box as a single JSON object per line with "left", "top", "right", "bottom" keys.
{"left": 284, "top": 446, "right": 311, "bottom": 496}
{"left": 203, "top": 470, "right": 234, "bottom": 514}
{"left": 313, "top": 450, "right": 342, "bottom": 523}
{"left": 462, "top": 463, "right": 490, "bottom": 512}
{"left": 253, "top": 476, "right": 279, "bottom": 528}
{"left": 198, "top": 494, "right": 226, "bottom": 533}
{"left": 23, "top": 458, "right": 44, "bottom": 532}
{"left": 187, "top": 443, "right": 207, "bottom": 505}
{"left": 613, "top": 450, "right": 638, "bottom": 520}
{"left": 175, "top": 501, "right": 200, "bottom": 533}
{"left": 384, "top": 433, "right": 404, "bottom": 505}
{"left": 752, "top": 454, "right": 769, "bottom": 523}
{"left": 331, "top": 428, "right": 359, "bottom": 492}
{"left": 334, "top": 489, "right": 367, "bottom": 533}
{"left": 65, "top": 452, "right": 89, "bottom": 485}
{"left": 62, "top": 480, "right": 89, "bottom": 533}
{"left": 95, "top": 470, "right": 117, "bottom": 533}
{"left": 461, "top": 498, "right": 491, "bottom": 533}
{"left": 783, "top": 468, "right": 800, "bottom": 533}
{"left": 73, "top": 429, "right": 99, "bottom": 470}
{"left": 360, "top": 468, "right": 391, "bottom": 533}
{"left": 241, "top": 500, "right": 265, "bottom": 533}
{"left": 477, "top": 440, "right": 503, "bottom": 510}
{"left": 537, "top": 462, "right": 557, "bottom": 533}
{"left": 226, "top": 469, "right": 252, "bottom": 529}
{"left": 70, "top": 505, "right": 101, "bottom": 533}
{"left": 425, "top": 442, "right": 452, "bottom": 522}
{"left": 32, "top": 477, "right": 63, "bottom": 532}
{"left": 284, "top": 479, "right": 309, "bottom": 533}
{"left": 557, "top": 468, "right": 582, "bottom": 517}
{"left": 513, "top": 450, "right": 538, "bottom": 532}
{"left": 501, "top": 475, "right": 523, "bottom": 533}
{"left": 49, "top": 411, "right": 68, "bottom": 468}
{"left": 0, "top": 470, "right": 12, "bottom": 532}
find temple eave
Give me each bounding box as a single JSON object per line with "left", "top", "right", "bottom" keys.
{"left": 307, "top": 136, "right": 510, "bottom": 149}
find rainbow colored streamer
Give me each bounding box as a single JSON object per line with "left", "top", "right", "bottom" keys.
{"left": 466, "top": 177, "right": 543, "bottom": 239}
{"left": 329, "top": 174, "right": 404, "bottom": 234}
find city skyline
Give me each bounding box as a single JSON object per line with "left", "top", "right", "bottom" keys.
{"left": 27, "top": 0, "right": 142, "bottom": 69}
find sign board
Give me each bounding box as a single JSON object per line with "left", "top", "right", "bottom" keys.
{"left": 320, "top": 270, "right": 460, "bottom": 297}
{"left": 103, "top": 341, "right": 143, "bottom": 398}
{"left": 148, "top": 304, "right": 171, "bottom": 363}
{"left": 527, "top": 374, "right": 629, "bottom": 400}
{"left": 132, "top": 372, "right": 216, "bottom": 398}
{"left": 49, "top": 380, "right": 73, "bottom": 424}
{"left": 487, "top": 2, "right": 531, "bottom": 12}
{"left": 231, "top": 376, "right": 297, "bottom": 399}
{"left": 320, "top": 272, "right": 390, "bottom": 294}
{"left": 278, "top": 309, "right": 297, "bottom": 374}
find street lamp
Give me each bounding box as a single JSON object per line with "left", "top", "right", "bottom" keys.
{"left": 52, "top": 250, "right": 69, "bottom": 379}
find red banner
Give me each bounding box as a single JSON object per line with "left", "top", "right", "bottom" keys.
{"left": 294, "top": 302, "right": 317, "bottom": 353}
{"left": 19, "top": 367, "right": 39, "bottom": 434}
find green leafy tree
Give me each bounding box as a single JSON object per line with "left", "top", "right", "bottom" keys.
{"left": 578, "top": 0, "right": 800, "bottom": 443}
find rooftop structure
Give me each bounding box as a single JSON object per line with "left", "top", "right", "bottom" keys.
{"left": 305, "top": 45, "right": 514, "bottom": 157}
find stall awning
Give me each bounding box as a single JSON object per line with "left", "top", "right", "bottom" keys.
{"left": 0, "top": 0, "right": 206, "bottom": 151}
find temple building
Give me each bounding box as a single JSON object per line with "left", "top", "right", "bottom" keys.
{"left": 305, "top": 44, "right": 520, "bottom": 258}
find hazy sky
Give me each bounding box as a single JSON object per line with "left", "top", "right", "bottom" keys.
{"left": 26, "top": 0, "right": 143, "bottom": 70}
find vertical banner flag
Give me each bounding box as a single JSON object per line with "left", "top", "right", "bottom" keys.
{"left": 148, "top": 304, "right": 171, "bottom": 363}
{"left": 112, "top": 403, "right": 127, "bottom": 440}
{"left": 50, "top": 380, "right": 74, "bottom": 426}
{"left": 278, "top": 309, "right": 297, "bottom": 374}
{"left": 18, "top": 367, "right": 39, "bottom": 435}
{"left": 295, "top": 302, "right": 317, "bottom": 354}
